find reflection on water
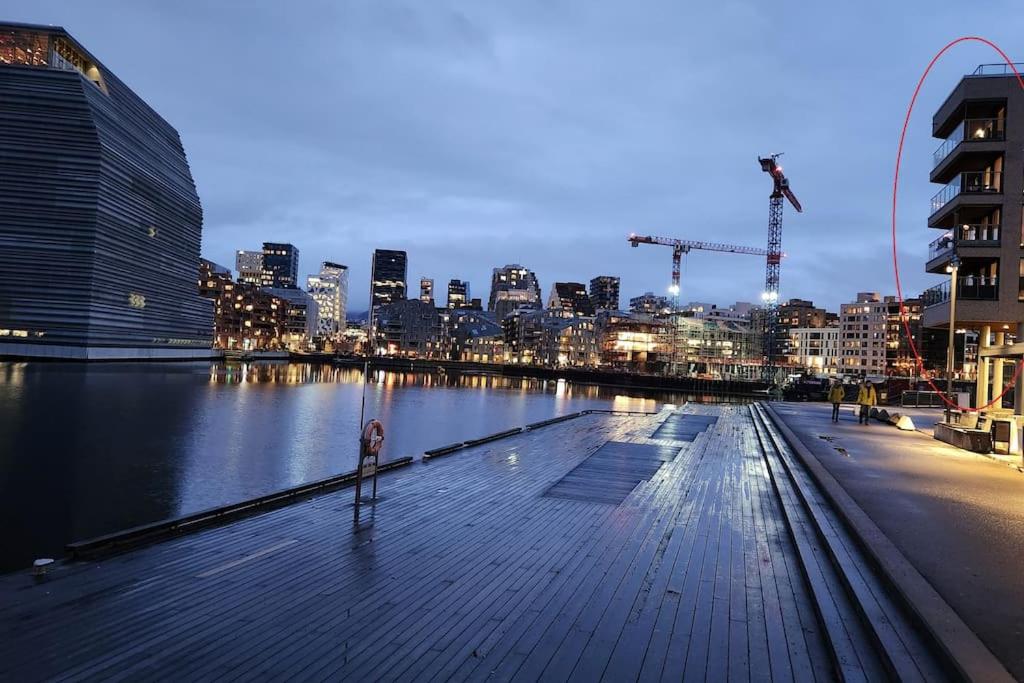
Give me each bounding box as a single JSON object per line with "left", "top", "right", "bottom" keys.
{"left": 0, "top": 361, "right": 740, "bottom": 572}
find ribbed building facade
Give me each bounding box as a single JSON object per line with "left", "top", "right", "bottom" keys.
{"left": 0, "top": 23, "right": 213, "bottom": 358}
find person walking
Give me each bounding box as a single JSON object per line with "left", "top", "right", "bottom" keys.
{"left": 827, "top": 381, "right": 845, "bottom": 423}
{"left": 856, "top": 380, "right": 877, "bottom": 425}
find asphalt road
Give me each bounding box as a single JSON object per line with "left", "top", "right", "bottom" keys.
{"left": 773, "top": 401, "right": 1024, "bottom": 681}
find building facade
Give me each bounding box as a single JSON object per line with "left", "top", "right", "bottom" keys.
{"left": 629, "top": 292, "right": 671, "bottom": 316}
{"left": 447, "top": 279, "right": 470, "bottom": 309}
{"left": 589, "top": 276, "right": 620, "bottom": 312}
{"left": 261, "top": 242, "right": 299, "bottom": 289}
{"left": 265, "top": 287, "right": 318, "bottom": 351}
{"left": 374, "top": 298, "right": 442, "bottom": 358}
{"left": 235, "top": 250, "right": 264, "bottom": 286}
{"left": 597, "top": 311, "right": 667, "bottom": 374}
{"left": 419, "top": 277, "right": 434, "bottom": 305}
{"left": 0, "top": 23, "right": 214, "bottom": 359}
{"left": 488, "top": 264, "right": 542, "bottom": 320}
{"left": 306, "top": 261, "right": 348, "bottom": 341}
{"left": 369, "top": 249, "right": 408, "bottom": 330}
{"left": 839, "top": 293, "right": 887, "bottom": 377}
{"left": 199, "top": 260, "right": 282, "bottom": 350}
{"left": 922, "top": 65, "right": 1024, "bottom": 411}
{"left": 788, "top": 326, "right": 841, "bottom": 376}
{"left": 547, "top": 282, "right": 595, "bottom": 316}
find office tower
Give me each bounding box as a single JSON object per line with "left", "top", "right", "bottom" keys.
{"left": 261, "top": 242, "right": 299, "bottom": 288}
{"left": 307, "top": 261, "right": 349, "bottom": 338}
{"left": 0, "top": 23, "right": 212, "bottom": 359}
{"left": 547, "top": 282, "right": 595, "bottom": 316}
{"left": 369, "top": 249, "right": 407, "bottom": 329}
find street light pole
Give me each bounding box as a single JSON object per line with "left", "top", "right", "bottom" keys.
{"left": 945, "top": 255, "right": 960, "bottom": 423}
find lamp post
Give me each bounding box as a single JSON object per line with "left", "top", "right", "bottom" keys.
{"left": 945, "top": 255, "right": 960, "bottom": 423}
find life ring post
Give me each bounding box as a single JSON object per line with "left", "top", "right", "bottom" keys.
{"left": 355, "top": 418, "right": 385, "bottom": 524}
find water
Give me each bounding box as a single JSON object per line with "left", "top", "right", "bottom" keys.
{"left": 0, "top": 361, "right": 734, "bottom": 573}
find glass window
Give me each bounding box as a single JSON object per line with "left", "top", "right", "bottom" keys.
{"left": 0, "top": 29, "right": 49, "bottom": 67}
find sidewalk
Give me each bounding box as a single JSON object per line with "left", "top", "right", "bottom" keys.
{"left": 772, "top": 401, "right": 1024, "bottom": 680}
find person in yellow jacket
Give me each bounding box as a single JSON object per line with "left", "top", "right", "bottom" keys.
{"left": 827, "top": 381, "right": 845, "bottom": 423}
{"left": 856, "top": 380, "right": 877, "bottom": 425}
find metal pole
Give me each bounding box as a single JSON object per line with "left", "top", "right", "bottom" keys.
{"left": 945, "top": 260, "right": 959, "bottom": 423}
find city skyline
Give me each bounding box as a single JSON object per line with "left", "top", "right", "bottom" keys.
{"left": 9, "top": 2, "right": 1024, "bottom": 312}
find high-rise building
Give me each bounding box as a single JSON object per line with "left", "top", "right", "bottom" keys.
{"left": 488, "top": 264, "right": 542, "bottom": 320}
{"left": 923, "top": 64, "right": 1023, "bottom": 411}
{"left": 447, "top": 279, "right": 470, "bottom": 309}
{"left": 420, "top": 277, "right": 434, "bottom": 305}
{"left": 235, "top": 250, "right": 264, "bottom": 286}
{"left": 306, "top": 261, "right": 348, "bottom": 340}
{"left": 261, "top": 242, "right": 299, "bottom": 288}
{"left": 0, "top": 23, "right": 213, "bottom": 359}
{"left": 547, "top": 282, "right": 595, "bottom": 316}
{"left": 589, "top": 276, "right": 620, "bottom": 312}
{"left": 369, "top": 249, "right": 407, "bottom": 330}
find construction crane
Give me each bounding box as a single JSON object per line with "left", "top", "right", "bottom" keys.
{"left": 627, "top": 234, "right": 768, "bottom": 309}
{"left": 758, "top": 154, "right": 803, "bottom": 386}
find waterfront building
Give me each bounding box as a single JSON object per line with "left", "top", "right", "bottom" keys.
{"left": 839, "top": 293, "right": 887, "bottom": 378}
{"left": 884, "top": 295, "right": 924, "bottom": 377}
{"left": 536, "top": 316, "right": 600, "bottom": 368}
{"left": 488, "top": 264, "right": 542, "bottom": 320}
{"left": 665, "top": 314, "right": 761, "bottom": 381}
{"left": 338, "top": 322, "right": 369, "bottom": 355}
{"left": 261, "top": 242, "right": 300, "bottom": 289}
{"left": 306, "top": 261, "right": 348, "bottom": 341}
{"left": 629, "top": 292, "right": 672, "bottom": 316}
{"left": 235, "top": 250, "right": 264, "bottom": 286}
{"left": 369, "top": 249, "right": 408, "bottom": 330}
{"left": 751, "top": 298, "right": 834, "bottom": 365}
{"left": 0, "top": 23, "right": 213, "bottom": 359}
{"left": 199, "top": 260, "right": 282, "bottom": 350}
{"left": 682, "top": 301, "right": 756, "bottom": 324}
{"left": 547, "top": 282, "right": 595, "bottom": 316}
{"left": 419, "top": 277, "right": 434, "bottom": 305}
{"left": 788, "top": 326, "right": 841, "bottom": 376}
{"left": 922, "top": 64, "right": 1024, "bottom": 411}
{"left": 447, "top": 279, "right": 470, "bottom": 309}
{"left": 597, "top": 311, "right": 667, "bottom": 374}
{"left": 264, "top": 287, "right": 318, "bottom": 351}
{"left": 446, "top": 309, "right": 504, "bottom": 362}
{"left": 589, "top": 276, "right": 620, "bottom": 312}
{"left": 374, "top": 298, "right": 442, "bottom": 358}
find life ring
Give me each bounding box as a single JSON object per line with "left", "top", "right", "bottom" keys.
{"left": 361, "top": 419, "right": 385, "bottom": 454}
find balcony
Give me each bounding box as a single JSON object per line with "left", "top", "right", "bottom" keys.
{"left": 926, "top": 224, "right": 1001, "bottom": 272}
{"left": 922, "top": 275, "right": 999, "bottom": 308}
{"left": 972, "top": 63, "right": 1024, "bottom": 76}
{"left": 930, "top": 171, "right": 1002, "bottom": 216}
{"left": 932, "top": 117, "right": 1005, "bottom": 168}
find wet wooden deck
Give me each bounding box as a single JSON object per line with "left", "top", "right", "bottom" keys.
{"left": 1, "top": 406, "right": 838, "bottom": 681}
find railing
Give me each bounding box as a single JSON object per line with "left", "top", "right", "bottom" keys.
{"left": 928, "top": 224, "right": 1001, "bottom": 262}
{"left": 901, "top": 391, "right": 945, "bottom": 408}
{"left": 928, "top": 232, "right": 953, "bottom": 260}
{"left": 930, "top": 171, "right": 1002, "bottom": 214}
{"left": 923, "top": 276, "right": 999, "bottom": 307}
{"left": 933, "top": 117, "right": 1006, "bottom": 166}
{"left": 973, "top": 63, "right": 1024, "bottom": 76}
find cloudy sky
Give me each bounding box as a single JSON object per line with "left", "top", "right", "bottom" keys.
{"left": 13, "top": 1, "right": 1024, "bottom": 311}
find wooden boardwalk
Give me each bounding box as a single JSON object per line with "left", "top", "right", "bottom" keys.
{"left": 0, "top": 406, "right": 906, "bottom": 681}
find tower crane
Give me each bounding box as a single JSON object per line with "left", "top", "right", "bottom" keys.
{"left": 627, "top": 234, "right": 768, "bottom": 309}
{"left": 757, "top": 154, "right": 803, "bottom": 386}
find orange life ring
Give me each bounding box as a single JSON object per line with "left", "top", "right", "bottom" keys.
{"left": 361, "top": 419, "right": 385, "bottom": 454}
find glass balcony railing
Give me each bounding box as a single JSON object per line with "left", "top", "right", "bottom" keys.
{"left": 928, "top": 232, "right": 953, "bottom": 260}
{"left": 933, "top": 117, "right": 1006, "bottom": 167}
{"left": 923, "top": 276, "right": 999, "bottom": 308}
{"left": 973, "top": 63, "right": 1024, "bottom": 76}
{"left": 930, "top": 171, "right": 1002, "bottom": 215}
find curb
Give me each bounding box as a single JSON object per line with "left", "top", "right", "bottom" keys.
{"left": 763, "top": 403, "right": 1014, "bottom": 683}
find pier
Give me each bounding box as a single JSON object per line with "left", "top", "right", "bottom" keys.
{"left": 0, "top": 405, "right": 1010, "bottom": 681}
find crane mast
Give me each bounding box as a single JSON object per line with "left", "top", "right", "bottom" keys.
{"left": 757, "top": 154, "right": 803, "bottom": 386}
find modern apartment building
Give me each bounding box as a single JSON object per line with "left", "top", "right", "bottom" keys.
{"left": 629, "top": 292, "right": 671, "bottom": 316}
{"left": 0, "top": 23, "right": 213, "bottom": 359}
{"left": 488, "top": 264, "right": 542, "bottom": 320}
{"left": 839, "top": 293, "right": 887, "bottom": 377}
{"left": 306, "top": 261, "right": 348, "bottom": 340}
{"left": 923, "top": 64, "right": 1024, "bottom": 410}
{"left": 589, "top": 276, "right": 620, "bottom": 312}
{"left": 788, "top": 326, "right": 841, "bottom": 376}
{"left": 419, "top": 278, "right": 434, "bottom": 305}
{"left": 547, "top": 282, "right": 595, "bottom": 316}
{"left": 447, "top": 279, "right": 470, "bottom": 309}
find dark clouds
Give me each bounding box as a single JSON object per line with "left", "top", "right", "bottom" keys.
{"left": 13, "top": 1, "right": 1024, "bottom": 310}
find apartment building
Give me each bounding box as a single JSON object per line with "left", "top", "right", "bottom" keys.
{"left": 788, "top": 326, "right": 840, "bottom": 376}
{"left": 923, "top": 64, "right": 1024, "bottom": 410}
{"left": 839, "top": 293, "right": 887, "bottom": 377}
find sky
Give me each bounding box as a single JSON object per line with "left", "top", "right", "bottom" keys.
{"left": 11, "top": 1, "right": 1024, "bottom": 312}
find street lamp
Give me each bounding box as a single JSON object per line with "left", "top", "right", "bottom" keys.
{"left": 945, "top": 255, "right": 960, "bottom": 423}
